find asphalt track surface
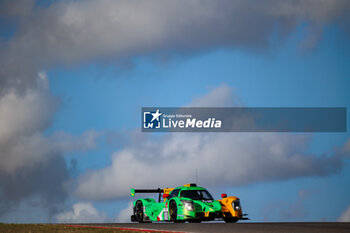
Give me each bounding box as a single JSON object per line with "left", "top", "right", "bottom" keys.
{"left": 78, "top": 222, "right": 350, "bottom": 233}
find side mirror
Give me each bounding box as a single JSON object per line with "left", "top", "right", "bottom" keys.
{"left": 221, "top": 193, "right": 227, "bottom": 198}
{"left": 163, "top": 193, "right": 170, "bottom": 199}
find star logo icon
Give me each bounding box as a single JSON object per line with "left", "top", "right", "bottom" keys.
{"left": 151, "top": 109, "right": 162, "bottom": 122}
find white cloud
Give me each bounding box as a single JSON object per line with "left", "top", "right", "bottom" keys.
{"left": 75, "top": 86, "right": 349, "bottom": 200}
{"left": 56, "top": 202, "right": 109, "bottom": 223}
{"left": 0, "top": 73, "right": 100, "bottom": 217}
{"left": 0, "top": 72, "right": 99, "bottom": 174}
{"left": 338, "top": 205, "right": 350, "bottom": 222}
{"left": 1, "top": 0, "right": 350, "bottom": 92}
{"left": 76, "top": 132, "right": 345, "bottom": 200}
{"left": 0, "top": 78, "right": 56, "bottom": 146}
{"left": 0, "top": 73, "right": 58, "bottom": 173}
{"left": 0, "top": 95, "right": 99, "bottom": 174}
{"left": 115, "top": 202, "right": 133, "bottom": 223}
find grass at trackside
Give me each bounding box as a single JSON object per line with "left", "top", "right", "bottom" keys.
{"left": 0, "top": 223, "right": 141, "bottom": 233}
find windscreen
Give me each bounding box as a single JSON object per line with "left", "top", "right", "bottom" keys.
{"left": 180, "top": 190, "right": 214, "bottom": 200}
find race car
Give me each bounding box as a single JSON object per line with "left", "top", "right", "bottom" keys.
{"left": 130, "top": 184, "right": 222, "bottom": 222}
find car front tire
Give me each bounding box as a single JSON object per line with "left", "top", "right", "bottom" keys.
{"left": 169, "top": 201, "right": 178, "bottom": 223}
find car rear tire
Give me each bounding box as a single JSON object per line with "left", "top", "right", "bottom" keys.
{"left": 135, "top": 201, "right": 144, "bottom": 223}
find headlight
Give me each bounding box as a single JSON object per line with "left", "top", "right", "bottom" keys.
{"left": 232, "top": 200, "right": 241, "bottom": 211}
{"left": 181, "top": 200, "right": 194, "bottom": 211}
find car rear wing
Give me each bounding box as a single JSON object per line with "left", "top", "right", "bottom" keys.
{"left": 130, "top": 188, "right": 174, "bottom": 202}
{"left": 130, "top": 188, "right": 163, "bottom": 197}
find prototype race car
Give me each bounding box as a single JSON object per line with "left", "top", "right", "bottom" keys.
{"left": 130, "top": 183, "right": 248, "bottom": 223}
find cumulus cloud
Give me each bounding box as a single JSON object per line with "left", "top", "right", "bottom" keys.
{"left": 76, "top": 132, "right": 348, "bottom": 200}
{"left": 0, "top": 72, "right": 100, "bottom": 217}
{"left": 0, "top": 73, "right": 57, "bottom": 178}
{"left": 56, "top": 202, "right": 109, "bottom": 223}
{"left": 0, "top": 74, "right": 56, "bottom": 148}
{"left": 0, "top": 74, "right": 98, "bottom": 174}
{"left": 338, "top": 205, "right": 350, "bottom": 222}
{"left": 1, "top": 0, "right": 350, "bottom": 92}
{"left": 75, "top": 86, "right": 350, "bottom": 200}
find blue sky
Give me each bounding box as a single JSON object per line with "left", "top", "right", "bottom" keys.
{"left": 0, "top": 0, "right": 349, "bottom": 223}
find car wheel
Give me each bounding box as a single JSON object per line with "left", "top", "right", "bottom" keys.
{"left": 224, "top": 217, "right": 238, "bottom": 223}
{"left": 135, "top": 201, "right": 144, "bottom": 223}
{"left": 169, "top": 201, "right": 178, "bottom": 222}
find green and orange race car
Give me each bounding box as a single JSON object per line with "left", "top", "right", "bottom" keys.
{"left": 130, "top": 183, "right": 248, "bottom": 223}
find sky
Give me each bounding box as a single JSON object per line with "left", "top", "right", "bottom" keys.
{"left": 0, "top": 0, "right": 350, "bottom": 223}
